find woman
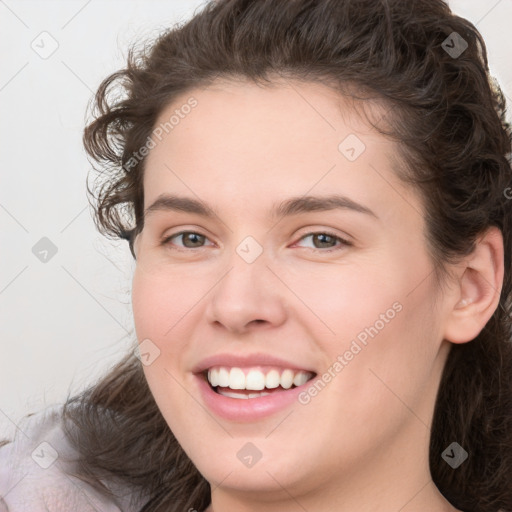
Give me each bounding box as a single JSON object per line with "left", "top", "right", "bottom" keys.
{"left": 1, "top": 0, "right": 511, "bottom": 511}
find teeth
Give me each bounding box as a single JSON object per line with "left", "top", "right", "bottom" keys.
{"left": 208, "top": 368, "right": 219, "bottom": 387}
{"left": 246, "top": 369, "right": 266, "bottom": 390}
{"left": 265, "top": 369, "right": 280, "bottom": 389}
{"left": 248, "top": 391, "right": 271, "bottom": 398}
{"left": 217, "top": 367, "right": 230, "bottom": 387}
{"left": 207, "top": 366, "right": 313, "bottom": 391}
{"left": 218, "top": 390, "right": 272, "bottom": 399}
{"left": 293, "top": 371, "right": 309, "bottom": 386}
{"left": 280, "top": 369, "right": 294, "bottom": 389}
{"left": 229, "top": 368, "right": 246, "bottom": 389}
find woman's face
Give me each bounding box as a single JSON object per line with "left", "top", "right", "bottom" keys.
{"left": 131, "top": 80, "right": 456, "bottom": 503}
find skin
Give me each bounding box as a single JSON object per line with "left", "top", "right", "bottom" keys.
{"left": 131, "top": 79, "right": 503, "bottom": 512}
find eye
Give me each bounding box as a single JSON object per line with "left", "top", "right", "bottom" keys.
{"left": 161, "top": 231, "right": 214, "bottom": 249}
{"left": 293, "top": 231, "right": 352, "bottom": 252}
{"left": 160, "top": 230, "right": 351, "bottom": 252}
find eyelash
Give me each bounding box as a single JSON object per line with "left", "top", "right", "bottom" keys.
{"left": 160, "top": 230, "right": 352, "bottom": 253}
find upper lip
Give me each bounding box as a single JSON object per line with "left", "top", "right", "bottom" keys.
{"left": 192, "top": 353, "right": 317, "bottom": 375}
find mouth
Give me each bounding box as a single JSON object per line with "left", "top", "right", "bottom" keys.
{"left": 201, "top": 366, "right": 317, "bottom": 399}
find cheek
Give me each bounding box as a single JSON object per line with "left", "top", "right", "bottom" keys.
{"left": 132, "top": 269, "right": 201, "bottom": 427}
{"left": 325, "top": 279, "right": 441, "bottom": 427}
{"left": 131, "top": 267, "right": 195, "bottom": 342}
{"left": 292, "top": 252, "right": 441, "bottom": 390}
{"left": 131, "top": 266, "right": 210, "bottom": 390}
{"left": 283, "top": 259, "right": 405, "bottom": 344}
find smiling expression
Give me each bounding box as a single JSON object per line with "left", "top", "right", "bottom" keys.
{"left": 131, "top": 78, "right": 454, "bottom": 501}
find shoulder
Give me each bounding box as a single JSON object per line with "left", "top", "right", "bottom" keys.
{"left": 0, "top": 404, "right": 142, "bottom": 512}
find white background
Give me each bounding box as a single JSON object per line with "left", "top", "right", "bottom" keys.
{"left": 1, "top": 0, "right": 511, "bottom": 438}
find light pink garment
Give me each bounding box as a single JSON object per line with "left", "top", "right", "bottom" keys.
{"left": 0, "top": 405, "right": 145, "bottom": 511}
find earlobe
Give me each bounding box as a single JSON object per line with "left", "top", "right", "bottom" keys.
{"left": 443, "top": 226, "right": 504, "bottom": 344}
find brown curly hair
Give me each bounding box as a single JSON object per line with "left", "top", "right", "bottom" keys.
{"left": 57, "top": 1, "right": 512, "bottom": 511}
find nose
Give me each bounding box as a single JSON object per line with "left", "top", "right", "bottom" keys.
{"left": 204, "top": 249, "right": 287, "bottom": 334}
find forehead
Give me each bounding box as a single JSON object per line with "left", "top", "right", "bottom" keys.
{"left": 142, "top": 79, "right": 417, "bottom": 223}
{"left": 152, "top": 78, "right": 389, "bottom": 152}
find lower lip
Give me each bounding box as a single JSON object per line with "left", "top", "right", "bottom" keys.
{"left": 194, "top": 373, "right": 311, "bottom": 422}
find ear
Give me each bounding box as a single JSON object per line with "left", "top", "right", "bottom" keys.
{"left": 443, "top": 226, "right": 504, "bottom": 344}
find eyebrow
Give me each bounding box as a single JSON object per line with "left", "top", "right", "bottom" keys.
{"left": 144, "top": 193, "right": 378, "bottom": 220}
